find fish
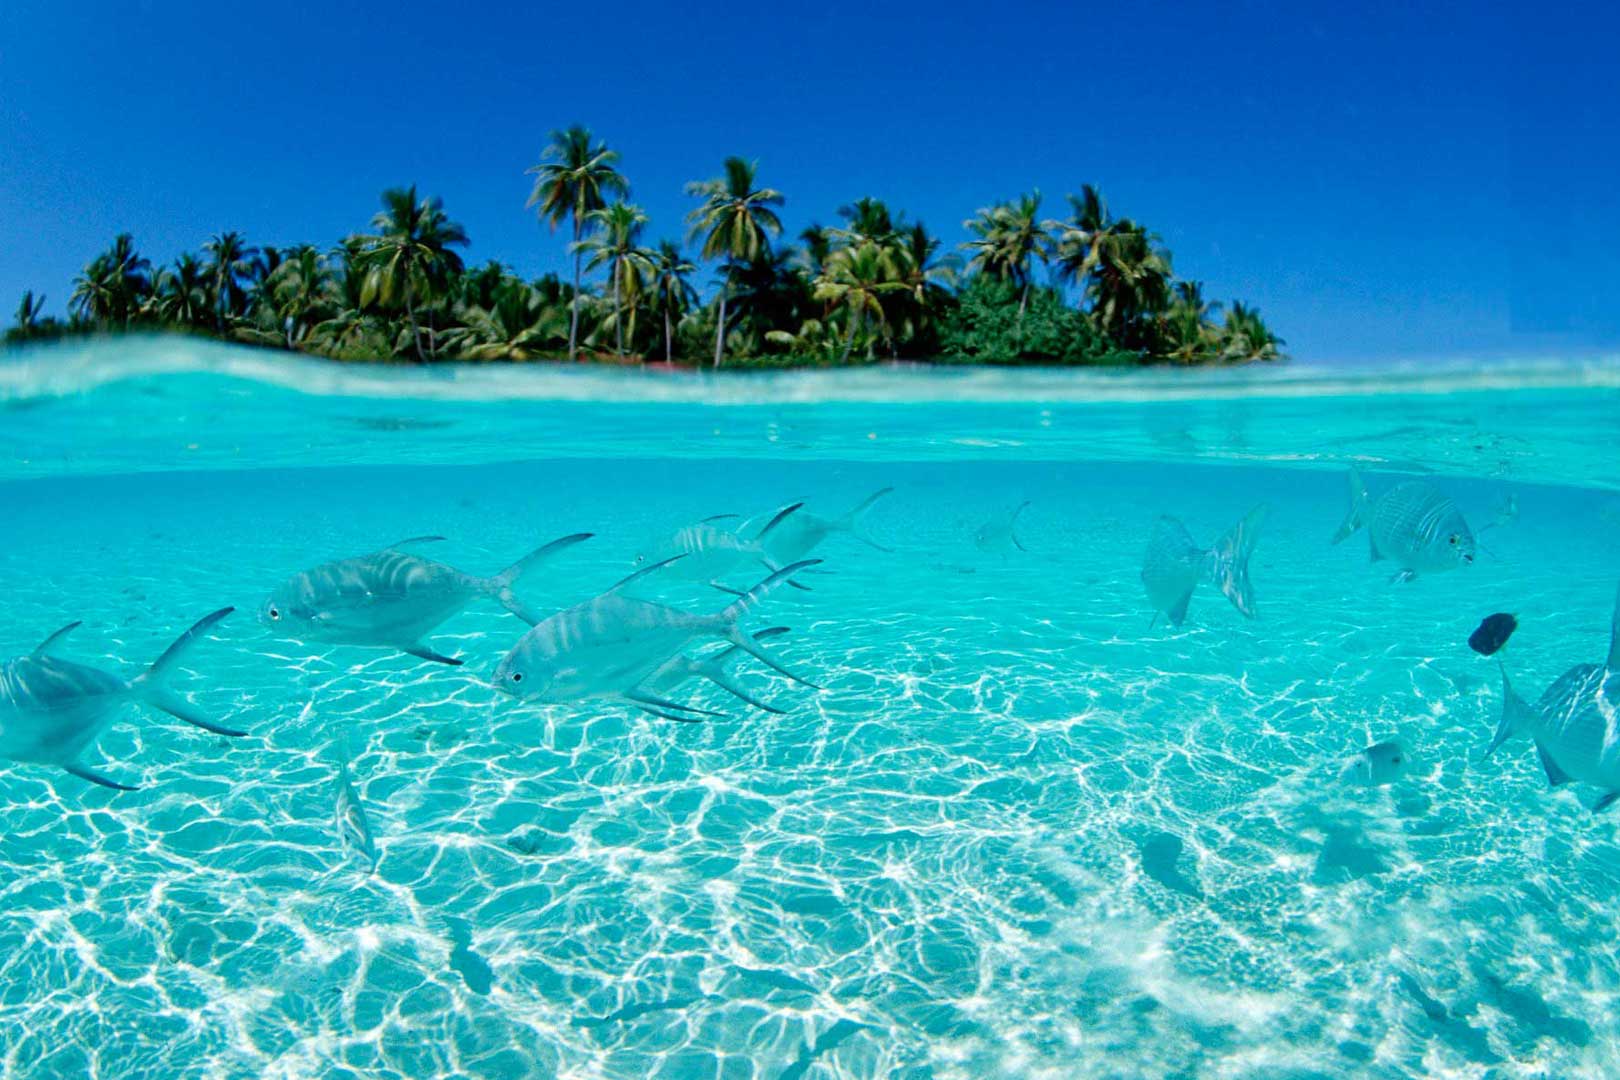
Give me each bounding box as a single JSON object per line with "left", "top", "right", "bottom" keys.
{"left": 1331, "top": 468, "right": 1474, "bottom": 583}
{"left": 974, "top": 501, "right": 1030, "bottom": 553}
{"left": 1468, "top": 613, "right": 1518, "bottom": 656}
{"left": 492, "top": 558, "right": 820, "bottom": 721}
{"left": 333, "top": 728, "right": 378, "bottom": 873}
{"left": 1479, "top": 491, "right": 1520, "bottom": 533}
{"left": 633, "top": 505, "right": 807, "bottom": 594}
{"left": 261, "top": 532, "right": 591, "bottom": 665}
{"left": 643, "top": 626, "right": 792, "bottom": 714}
{"left": 746, "top": 488, "right": 894, "bottom": 563}
{"left": 1486, "top": 582, "right": 1620, "bottom": 809}
{"left": 0, "top": 608, "right": 241, "bottom": 790}
{"left": 1140, "top": 505, "right": 1267, "bottom": 627}
{"left": 446, "top": 918, "right": 493, "bottom": 995}
{"left": 1339, "top": 739, "right": 1411, "bottom": 786}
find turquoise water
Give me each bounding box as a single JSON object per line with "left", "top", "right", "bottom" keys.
{"left": 3, "top": 337, "right": 1620, "bottom": 1078}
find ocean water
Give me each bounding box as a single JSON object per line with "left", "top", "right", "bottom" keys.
{"left": 3, "top": 338, "right": 1620, "bottom": 1079}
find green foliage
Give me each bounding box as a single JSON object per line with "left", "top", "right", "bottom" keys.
{"left": 939, "top": 277, "right": 1137, "bottom": 366}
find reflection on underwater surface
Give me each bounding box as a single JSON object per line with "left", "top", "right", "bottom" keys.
{"left": 2, "top": 341, "right": 1620, "bottom": 1077}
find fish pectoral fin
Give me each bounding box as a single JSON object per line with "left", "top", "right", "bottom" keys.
{"left": 708, "top": 581, "right": 747, "bottom": 597}
{"left": 146, "top": 688, "right": 248, "bottom": 738}
{"left": 1596, "top": 792, "right": 1620, "bottom": 813}
{"left": 623, "top": 689, "right": 727, "bottom": 720}
{"left": 1167, "top": 588, "right": 1194, "bottom": 627}
{"left": 1535, "top": 741, "right": 1573, "bottom": 787}
{"left": 64, "top": 762, "right": 139, "bottom": 791}
{"left": 32, "top": 620, "right": 83, "bottom": 655}
{"left": 380, "top": 535, "right": 447, "bottom": 553}
{"left": 401, "top": 643, "right": 463, "bottom": 666}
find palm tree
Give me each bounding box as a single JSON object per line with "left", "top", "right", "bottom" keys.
{"left": 648, "top": 240, "right": 698, "bottom": 363}
{"left": 354, "top": 185, "right": 468, "bottom": 361}
{"left": 813, "top": 241, "right": 905, "bottom": 364}
{"left": 13, "top": 291, "right": 45, "bottom": 332}
{"left": 1163, "top": 280, "right": 1221, "bottom": 364}
{"left": 268, "top": 245, "right": 336, "bottom": 348}
{"left": 202, "top": 231, "right": 258, "bottom": 332}
{"left": 446, "top": 280, "right": 566, "bottom": 360}
{"left": 686, "top": 157, "right": 784, "bottom": 367}
{"left": 960, "top": 192, "right": 1049, "bottom": 334}
{"left": 575, "top": 202, "right": 653, "bottom": 356}
{"left": 1046, "top": 185, "right": 1117, "bottom": 291}
{"left": 1084, "top": 221, "right": 1172, "bottom": 348}
{"left": 526, "top": 126, "right": 628, "bottom": 361}
{"left": 1220, "top": 302, "right": 1285, "bottom": 362}
{"left": 722, "top": 246, "right": 809, "bottom": 353}
{"left": 151, "top": 254, "right": 212, "bottom": 328}
{"left": 891, "top": 221, "right": 957, "bottom": 354}
{"left": 71, "top": 234, "right": 151, "bottom": 328}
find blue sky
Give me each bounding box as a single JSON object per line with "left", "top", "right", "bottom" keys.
{"left": 2, "top": 2, "right": 1615, "bottom": 361}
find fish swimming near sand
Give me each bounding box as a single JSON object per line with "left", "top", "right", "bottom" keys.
{"left": 1486, "top": 583, "right": 1620, "bottom": 810}
{"left": 974, "top": 501, "right": 1030, "bottom": 553}
{"left": 1141, "top": 505, "right": 1267, "bottom": 627}
{"left": 1331, "top": 469, "right": 1474, "bottom": 583}
{"left": 1468, "top": 613, "right": 1518, "bottom": 656}
{"left": 492, "top": 558, "right": 819, "bottom": 721}
{"left": 0, "top": 607, "right": 241, "bottom": 790}
{"left": 1339, "top": 739, "right": 1411, "bottom": 787}
{"left": 634, "top": 505, "right": 807, "bottom": 593}
{"left": 261, "top": 533, "right": 591, "bottom": 665}
{"left": 746, "top": 488, "right": 894, "bottom": 564}
{"left": 333, "top": 729, "right": 378, "bottom": 872}
{"left": 643, "top": 626, "right": 792, "bottom": 714}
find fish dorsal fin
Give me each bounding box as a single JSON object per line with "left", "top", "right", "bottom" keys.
{"left": 32, "top": 621, "right": 83, "bottom": 655}
{"left": 699, "top": 513, "right": 740, "bottom": 524}
{"left": 756, "top": 502, "right": 806, "bottom": 540}
{"left": 607, "top": 554, "right": 687, "bottom": 593}
{"left": 380, "top": 535, "right": 447, "bottom": 554}
{"left": 1608, "top": 581, "right": 1620, "bottom": 670}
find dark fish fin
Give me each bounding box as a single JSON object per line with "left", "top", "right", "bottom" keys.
{"left": 381, "top": 535, "right": 447, "bottom": 552}
{"left": 1486, "top": 663, "right": 1535, "bottom": 757}
{"left": 758, "top": 557, "right": 812, "bottom": 591}
{"left": 65, "top": 762, "right": 138, "bottom": 791}
{"left": 141, "top": 607, "right": 234, "bottom": 684}
{"left": 401, "top": 643, "right": 462, "bottom": 666}
{"left": 708, "top": 581, "right": 747, "bottom": 597}
{"left": 1369, "top": 531, "right": 1384, "bottom": 562}
{"left": 1536, "top": 740, "right": 1572, "bottom": 787}
{"left": 1596, "top": 792, "right": 1620, "bottom": 813}
{"left": 756, "top": 501, "right": 806, "bottom": 539}
{"left": 1167, "top": 588, "right": 1194, "bottom": 628}
{"left": 32, "top": 621, "right": 83, "bottom": 655}
{"left": 487, "top": 532, "right": 593, "bottom": 623}
{"left": 607, "top": 553, "right": 687, "bottom": 592}
{"left": 633, "top": 705, "right": 707, "bottom": 724}
{"left": 624, "top": 689, "right": 727, "bottom": 718}
{"left": 696, "top": 664, "right": 786, "bottom": 714}
{"left": 1331, "top": 468, "right": 1368, "bottom": 544}
{"left": 841, "top": 487, "right": 895, "bottom": 550}
{"left": 725, "top": 628, "right": 822, "bottom": 689}
{"left": 146, "top": 689, "right": 247, "bottom": 737}
{"left": 1010, "top": 501, "right": 1031, "bottom": 552}
{"left": 699, "top": 513, "right": 741, "bottom": 524}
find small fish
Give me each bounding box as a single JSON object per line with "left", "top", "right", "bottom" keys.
{"left": 745, "top": 488, "right": 894, "bottom": 563}
{"left": 1487, "top": 582, "right": 1620, "bottom": 810}
{"left": 633, "top": 505, "right": 806, "bottom": 593}
{"left": 1331, "top": 469, "right": 1474, "bottom": 582}
{"left": 1468, "top": 613, "right": 1518, "bottom": 656}
{"left": 974, "top": 501, "right": 1030, "bottom": 553}
{"left": 261, "top": 532, "right": 590, "bottom": 666}
{"left": 1339, "top": 739, "right": 1411, "bottom": 787}
{"left": 0, "top": 608, "right": 242, "bottom": 790}
{"left": 446, "top": 918, "right": 492, "bottom": 995}
{"left": 1479, "top": 491, "right": 1519, "bottom": 533}
{"left": 333, "top": 729, "right": 378, "bottom": 873}
{"left": 1141, "top": 505, "right": 1266, "bottom": 627}
{"left": 492, "top": 558, "right": 819, "bottom": 721}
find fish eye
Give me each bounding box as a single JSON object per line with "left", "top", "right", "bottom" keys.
{"left": 1391, "top": 755, "right": 1402, "bottom": 764}
{"left": 510, "top": 672, "right": 523, "bottom": 683}
{"left": 1448, "top": 535, "right": 1458, "bottom": 546}
{"left": 269, "top": 606, "right": 281, "bottom": 620}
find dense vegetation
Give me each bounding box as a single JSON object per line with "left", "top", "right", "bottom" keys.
{"left": 4, "top": 127, "right": 1283, "bottom": 367}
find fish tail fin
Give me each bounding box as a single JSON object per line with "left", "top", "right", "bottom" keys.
{"left": 1009, "top": 501, "right": 1031, "bottom": 552}
{"left": 838, "top": 487, "right": 894, "bottom": 551}
{"left": 715, "top": 567, "right": 821, "bottom": 688}
{"left": 485, "top": 532, "right": 593, "bottom": 624}
{"left": 1486, "top": 661, "right": 1535, "bottom": 757}
{"left": 694, "top": 660, "right": 786, "bottom": 714}
{"left": 1211, "top": 504, "right": 1267, "bottom": 619}
{"left": 1330, "top": 468, "right": 1369, "bottom": 545}
{"left": 132, "top": 607, "right": 246, "bottom": 737}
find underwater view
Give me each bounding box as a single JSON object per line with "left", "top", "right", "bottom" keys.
{"left": 1, "top": 339, "right": 1618, "bottom": 1077}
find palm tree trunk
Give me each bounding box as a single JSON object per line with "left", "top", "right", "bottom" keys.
{"left": 405, "top": 276, "right": 425, "bottom": 363}
{"left": 613, "top": 260, "right": 623, "bottom": 355}
{"left": 664, "top": 309, "right": 673, "bottom": 363}
{"left": 1016, "top": 283, "right": 1029, "bottom": 339}
{"left": 568, "top": 217, "right": 583, "bottom": 362}
{"left": 840, "top": 307, "right": 862, "bottom": 364}
{"left": 713, "top": 269, "right": 732, "bottom": 369}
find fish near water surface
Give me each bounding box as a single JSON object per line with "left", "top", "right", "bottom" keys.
{"left": 745, "top": 488, "right": 895, "bottom": 564}
{"left": 261, "top": 532, "right": 591, "bottom": 665}
{"left": 492, "top": 557, "right": 819, "bottom": 721}
{"left": 1487, "top": 582, "right": 1620, "bottom": 810}
{"left": 0, "top": 608, "right": 242, "bottom": 790}
{"left": 1331, "top": 469, "right": 1474, "bottom": 583}
{"left": 1141, "top": 505, "right": 1267, "bottom": 627}
{"left": 974, "top": 501, "right": 1030, "bottom": 553}
{"left": 633, "top": 504, "right": 807, "bottom": 592}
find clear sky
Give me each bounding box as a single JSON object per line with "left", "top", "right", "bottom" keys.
{"left": 2, "top": 1, "right": 1616, "bottom": 362}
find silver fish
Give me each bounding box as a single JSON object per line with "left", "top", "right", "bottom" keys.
{"left": 1141, "top": 505, "right": 1266, "bottom": 627}
{"left": 633, "top": 505, "right": 806, "bottom": 592}
{"left": 261, "top": 532, "right": 590, "bottom": 665}
{"left": 643, "top": 626, "right": 791, "bottom": 714}
{"left": 974, "top": 501, "right": 1030, "bottom": 553}
{"left": 745, "top": 488, "right": 894, "bottom": 564}
{"left": 1331, "top": 469, "right": 1474, "bottom": 582}
{"left": 0, "top": 608, "right": 241, "bottom": 790}
{"left": 333, "top": 730, "right": 378, "bottom": 872}
{"left": 492, "top": 558, "right": 818, "bottom": 721}
{"left": 1487, "top": 582, "right": 1620, "bottom": 810}
{"left": 1339, "top": 739, "right": 1410, "bottom": 786}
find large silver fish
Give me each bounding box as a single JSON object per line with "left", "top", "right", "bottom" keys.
{"left": 1141, "top": 505, "right": 1266, "bottom": 627}
{"left": 1487, "top": 583, "right": 1620, "bottom": 810}
{"left": 261, "top": 533, "right": 591, "bottom": 665}
{"left": 633, "top": 504, "right": 805, "bottom": 592}
{"left": 491, "top": 558, "right": 818, "bottom": 721}
{"left": 745, "top": 488, "right": 894, "bottom": 564}
{"left": 0, "top": 608, "right": 241, "bottom": 790}
{"left": 1331, "top": 469, "right": 1474, "bottom": 582}
{"left": 333, "top": 729, "right": 378, "bottom": 872}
